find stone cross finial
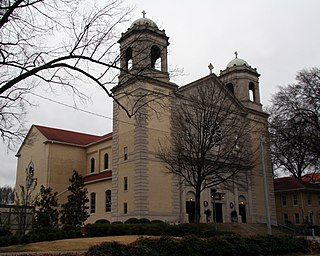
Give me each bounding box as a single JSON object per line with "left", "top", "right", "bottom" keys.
{"left": 235, "top": 51, "right": 238, "bottom": 59}
{"left": 208, "top": 63, "right": 214, "bottom": 74}
{"left": 142, "top": 10, "right": 146, "bottom": 18}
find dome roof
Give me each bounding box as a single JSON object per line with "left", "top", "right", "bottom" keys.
{"left": 130, "top": 17, "right": 158, "bottom": 29}
{"left": 227, "top": 58, "right": 248, "bottom": 68}
{"left": 226, "top": 52, "right": 249, "bottom": 68}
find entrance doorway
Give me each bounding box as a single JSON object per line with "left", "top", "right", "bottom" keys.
{"left": 238, "top": 195, "right": 247, "bottom": 223}
{"left": 212, "top": 203, "right": 223, "bottom": 223}
{"left": 239, "top": 204, "right": 246, "bottom": 223}
{"left": 186, "top": 201, "right": 195, "bottom": 223}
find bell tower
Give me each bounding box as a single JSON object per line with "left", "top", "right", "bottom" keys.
{"left": 118, "top": 11, "right": 170, "bottom": 84}
{"left": 111, "top": 12, "right": 179, "bottom": 222}
{"left": 219, "top": 52, "right": 262, "bottom": 112}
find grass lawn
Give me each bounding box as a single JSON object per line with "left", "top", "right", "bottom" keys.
{"left": 0, "top": 235, "right": 149, "bottom": 253}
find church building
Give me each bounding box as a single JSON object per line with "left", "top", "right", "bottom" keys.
{"left": 15, "top": 14, "right": 277, "bottom": 225}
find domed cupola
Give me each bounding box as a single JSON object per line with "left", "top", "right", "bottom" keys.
{"left": 117, "top": 11, "right": 170, "bottom": 84}
{"left": 226, "top": 54, "right": 249, "bottom": 68}
{"left": 219, "top": 52, "right": 262, "bottom": 111}
{"left": 130, "top": 16, "right": 159, "bottom": 29}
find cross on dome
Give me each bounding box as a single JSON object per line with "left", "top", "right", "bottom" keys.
{"left": 235, "top": 51, "right": 238, "bottom": 59}
{"left": 142, "top": 10, "right": 146, "bottom": 18}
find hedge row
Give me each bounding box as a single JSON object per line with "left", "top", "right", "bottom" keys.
{"left": 85, "top": 223, "right": 226, "bottom": 237}
{"left": 0, "top": 229, "right": 82, "bottom": 247}
{"left": 87, "top": 235, "right": 309, "bottom": 256}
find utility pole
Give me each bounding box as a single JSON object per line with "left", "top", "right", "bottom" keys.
{"left": 260, "top": 136, "right": 272, "bottom": 235}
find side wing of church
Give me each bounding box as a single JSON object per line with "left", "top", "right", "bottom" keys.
{"left": 15, "top": 15, "right": 276, "bottom": 225}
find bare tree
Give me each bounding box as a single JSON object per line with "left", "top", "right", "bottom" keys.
{"left": 0, "top": 185, "right": 15, "bottom": 204}
{"left": 158, "top": 82, "right": 252, "bottom": 224}
{"left": 0, "top": 0, "right": 134, "bottom": 147}
{"left": 269, "top": 68, "right": 320, "bottom": 179}
{"left": 14, "top": 182, "right": 37, "bottom": 235}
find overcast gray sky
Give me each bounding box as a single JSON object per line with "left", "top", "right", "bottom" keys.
{"left": 1, "top": 0, "right": 320, "bottom": 187}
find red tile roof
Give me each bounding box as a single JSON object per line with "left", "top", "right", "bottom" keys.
{"left": 34, "top": 125, "right": 112, "bottom": 146}
{"left": 302, "top": 173, "right": 320, "bottom": 183}
{"left": 274, "top": 176, "right": 320, "bottom": 192}
{"left": 84, "top": 170, "right": 112, "bottom": 183}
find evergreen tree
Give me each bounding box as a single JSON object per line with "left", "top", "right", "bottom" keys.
{"left": 33, "top": 185, "right": 59, "bottom": 230}
{"left": 60, "top": 171, "right": 89, "bottom": 227}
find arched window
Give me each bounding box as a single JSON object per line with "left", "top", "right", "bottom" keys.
{"left": 125, "top": 47, "right": 133, "bottom": 70}
{"left": 226, "top": 83, "right": 234, "bottom": 95}
{"left": 249, "top": 82, "right": 255, "bottom": 102}
{"left": 104, "top": 153, "right": 109, "bottom": 170}
{"left": 90, "top": 157, "right": 95, "bottom": 173}
{"left": 26, "top": 161, "right": 35, "bottom": 189}
{"left": 105, "top": 190, "right": 111, "bottom": 212}
{"left": 151, "top": 45, "right": 161, "bottom": 70}
{"left": 90, "top": 192, "right": 96, "bottom": 213}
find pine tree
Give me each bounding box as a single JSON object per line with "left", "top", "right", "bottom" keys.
{"left": 33, "top": 185, "right": 59, "bottom": 230}
{"left": 60, "top": 171, "right": 89, "bottom": 227}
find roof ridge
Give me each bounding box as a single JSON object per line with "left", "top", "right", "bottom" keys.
{"left": 34, "top": 124, "right": 112, "bottom": 146}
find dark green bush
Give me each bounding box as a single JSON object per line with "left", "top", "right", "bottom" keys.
{"left": 20, "top": 234, "right": 31, "bottom": 244}
{"left": 30, "top": 233, "right": 40, "bottom": 243}
{"left": 150, "top": 219, "right": 164, "bottom": 224}
{"left": 86, "top": 223, "right": 110, "bottom": 237}
{"left": 86, "top": 235, "right": 309, "bottom": 256}
{"left": 87, "top": 241, "right": 129, "bottom": 256}
{"left": 139, "top": 218, "right": 151, "bottom": 224}
{"left": 61, "top": 224, "right": 78, "bottom": 231}
{"left": 108, "top": 223, "right": 129, "bottom": 236}
{"left": 124, "top": 218, "right": 140, "bottom": 224}
{"left": 10, "top": 235, "right": 18, "bottom": 245}
{"left": 0, "top": 236, "right": 9, "bottom": 247}
{"left": 0, "top": 226, "right": 12, "bottom": 237}
{"left": 95, "top": 219, "right": 110, "bottom": 224}
{"left": 47, "top": 232, "right": 58, "bottom": 241}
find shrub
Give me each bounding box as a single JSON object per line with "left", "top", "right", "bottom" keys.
{"left": 150, "top": 219, "right": 164, "bottom": 224}
{"left": 95, "top": 219, "right": 110, "bottom": 224}
{"left": 20, "top": 234, "right": 31, "bottom": 244}
{"left": 86, "top": 235, "right": 309, "bottom": 256}
{"left": 86, "top": 223, "right": 110, "bottom": 237}
{"left": 87, "top": 241, "right": 128, "bottom": 256}
{"left": 139, "top": 218, "right": 151, "bottom": 224}
{"left": 124, "top": 218, "right": 140, "bottom": 224}
{"left": 0, "top": 226, "right": 12, "bottom": 237}
{"left": 47, "top": 232, "right": 58, "bottom": 241}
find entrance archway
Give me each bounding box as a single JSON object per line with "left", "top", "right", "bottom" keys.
{"left": 186, "top": 191, "right": 195, "bottom": 223}
{"left": 238, "top": 195, "right": 247, "bottom": 223}
{"left": 212, "top": 203, "right": 223, "bottom": 223}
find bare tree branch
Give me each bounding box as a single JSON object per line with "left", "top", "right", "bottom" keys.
{"left": 158, "top": 82, "right": 253, "bottom": 224}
